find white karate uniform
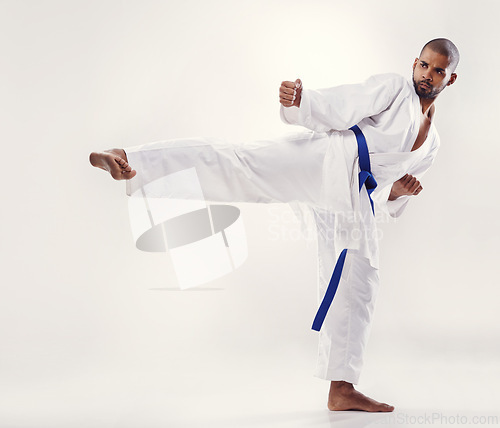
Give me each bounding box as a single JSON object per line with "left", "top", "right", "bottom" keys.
{"left": 124, "top": 73, "right": 440, "bottom": 384}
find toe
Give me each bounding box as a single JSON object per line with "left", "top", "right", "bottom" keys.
{"left": 122, "top": 170, "right": 137, "bottom": 179}
{"left": 381, "top": 403, "right": 395, "bottom": 412}
{"left": 114, "top": 157, "right": 132, "bottom": 171}
{"left": 115, "top": 157, "right": 129, "bottom": 167}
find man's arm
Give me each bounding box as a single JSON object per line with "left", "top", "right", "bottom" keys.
{"left": 279, "top": 73, "right": 407, "bottom": 132}
{"left": 373, "top": 135, "right": 440, "bottom": 218}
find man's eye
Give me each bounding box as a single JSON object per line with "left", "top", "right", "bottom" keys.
{"left": 421, "top": 63, "right": 427, "bottom": 68}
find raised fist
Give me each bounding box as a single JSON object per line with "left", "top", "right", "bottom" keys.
{"left": 389, "top": 174, "right": 423, "bottom": 201}
{"left": 279, "top": 78, "right": 302, "bottom": 108}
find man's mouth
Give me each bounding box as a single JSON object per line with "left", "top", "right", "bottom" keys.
{"left": 419, "top": 81, "right": 431, "bottom": 90}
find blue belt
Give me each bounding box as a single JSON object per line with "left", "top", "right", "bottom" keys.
{"left": 311, "top": 125, "right": 377, "bottom": 332}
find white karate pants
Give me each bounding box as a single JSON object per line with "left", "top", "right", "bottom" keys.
{"left": 124, "top": 132, "right": 379, "bottom": 384}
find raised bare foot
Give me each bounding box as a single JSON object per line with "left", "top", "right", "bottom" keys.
{"left": 89, "top": 148, "right": 136, "bottom": 180}
{"left": 328, "top": 381, "right": 394, "bottom": 412}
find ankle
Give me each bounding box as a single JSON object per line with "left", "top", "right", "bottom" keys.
{"left": 330, "top": 381, "right": 354, "bottom": 393}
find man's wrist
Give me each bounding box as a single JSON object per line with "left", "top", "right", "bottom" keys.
{"left": 388, "top": 190, "right": 400, "bottom": 201}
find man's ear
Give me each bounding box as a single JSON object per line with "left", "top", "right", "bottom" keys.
{"left": 412, "top": 58, "right": 418, "bottom": 70}
{"left": 447, "top": 73, "right": 457, "bottom": 87}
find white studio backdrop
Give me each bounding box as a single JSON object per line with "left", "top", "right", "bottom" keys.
{"left": 1, "top": 1, "right": 499, "bottom": 427}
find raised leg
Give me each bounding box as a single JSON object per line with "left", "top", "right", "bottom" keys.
{"left": 121, "top": 132, "right": 331, "bottom": 205}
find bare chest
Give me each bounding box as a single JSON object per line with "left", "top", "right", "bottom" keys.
{"left": 411, "top": 106, "right": 434, "bottom": 152}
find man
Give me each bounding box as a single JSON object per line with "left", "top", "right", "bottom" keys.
{"left": 90, "top": 38, "right": 459, "bottom": 412}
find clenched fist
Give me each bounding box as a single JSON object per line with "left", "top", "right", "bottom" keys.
{"left": 279, "top": 79, "right": 302, "bottom": 108}
{"left": 389, "top": 174, "right": 423, "bottom": 201}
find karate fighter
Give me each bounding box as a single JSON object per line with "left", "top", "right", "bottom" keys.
{"left": 89, "top": 38, "right": 459, "bottom": 412}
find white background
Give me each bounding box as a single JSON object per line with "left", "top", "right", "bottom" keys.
{"left": 1, "top": 1, "right": 499, "bottom": 427}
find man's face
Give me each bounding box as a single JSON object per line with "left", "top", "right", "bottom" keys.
{"left": 412, "top": 47, "right": 457, "bottom": 99}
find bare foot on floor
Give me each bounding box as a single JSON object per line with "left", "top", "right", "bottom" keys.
{"left": 89, "top": 148, "right": 136, "bottom": 180}
{"left": 328, "top": 381, "right": 394, "bottom": 412}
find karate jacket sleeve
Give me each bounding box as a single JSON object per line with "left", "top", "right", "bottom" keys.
{"left": 280, "top": 73, "right": 407, "bottom": 132}
{"left": 374, "top": 134, "right": 440, "bottom": 218}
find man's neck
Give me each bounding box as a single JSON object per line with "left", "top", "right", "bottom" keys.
{"left": 420, "top": 97, "right": 436, "bottom": 114}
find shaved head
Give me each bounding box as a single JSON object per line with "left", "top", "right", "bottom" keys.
{"left": 420, "top": 38, "right": 460, "bottom": 72}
